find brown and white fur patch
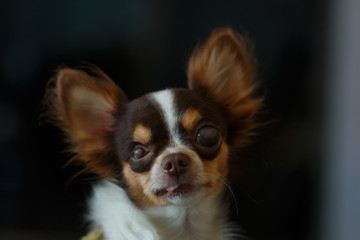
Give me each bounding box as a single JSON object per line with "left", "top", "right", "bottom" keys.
{"left": 45, "top": 28, "right": 262, "bottom": 240}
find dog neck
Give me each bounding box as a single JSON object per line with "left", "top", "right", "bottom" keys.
{"left": 144, "top": 190, "right": 226, "bottom": 240}
{"left": 87, "top": 180, "right": 234, "bottom": 240}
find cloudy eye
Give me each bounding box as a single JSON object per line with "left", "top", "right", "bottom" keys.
{"left": 133, "top": 146, "right": 149, "bottom": 160}
{"left": 197, "top": 126, "right": 221, "bottom": 148}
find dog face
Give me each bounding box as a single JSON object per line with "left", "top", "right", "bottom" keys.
{"left": 115, "top": 88, "right": 229, "bottom": 206}
{"left": 45, "top": 28, "right": 261, "bottom": 207}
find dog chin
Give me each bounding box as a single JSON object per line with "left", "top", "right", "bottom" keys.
{"left": 159, "top": 185, "right": 206, "bottom": 206}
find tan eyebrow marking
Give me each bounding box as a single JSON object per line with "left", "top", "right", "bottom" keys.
{"left": 181, "top": 108, "right": 203, "bottom": 130}
{"left": 133, "top": 124, "right": 152, "bottom": 144}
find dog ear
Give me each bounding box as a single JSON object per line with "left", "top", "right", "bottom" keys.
{"left": 45, "top": 66, "right": 127, "bottom": 177}
{"left": 187, "top": 28, "right": 262, "bottom": 147}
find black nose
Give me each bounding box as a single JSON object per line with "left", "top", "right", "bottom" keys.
{"left": 161, "top": 153, "right": 190, "bottom": 176}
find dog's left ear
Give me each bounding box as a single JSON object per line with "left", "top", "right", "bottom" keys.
{"left": 187, "top": 28, "right": 262, "bottom": 147}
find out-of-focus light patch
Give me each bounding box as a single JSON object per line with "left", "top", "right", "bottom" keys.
{"left": 0, "top": 102, "right": 21, "bottom": 143}
{"left": 1, "top": 38, "right": 42, "bottom": 87}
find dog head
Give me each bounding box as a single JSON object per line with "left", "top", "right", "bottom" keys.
{"left": 45, "top": 28, "right": 261, "bottom": 207}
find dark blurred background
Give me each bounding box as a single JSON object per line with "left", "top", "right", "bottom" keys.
{"left": 1, "top": 0, "right": 359, "bottom": 240}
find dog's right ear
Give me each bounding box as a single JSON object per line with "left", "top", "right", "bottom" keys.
{"left": 44, "top": 66, "right": 127, "bottom": 177}
{"left": 187, "top": 28, "right": 262, "bottom": 147}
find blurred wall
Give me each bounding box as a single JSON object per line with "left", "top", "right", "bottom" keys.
{"left": 320, "top": 0, "right": 360, "bottom": 239}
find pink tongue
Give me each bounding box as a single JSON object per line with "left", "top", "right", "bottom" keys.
{"left": 166, "top": 184, "right": 180, "bottom": 192}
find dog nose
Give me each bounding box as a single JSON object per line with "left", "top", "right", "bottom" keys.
{"left": 161, "top": 153, "right": 190, "bottom": 176}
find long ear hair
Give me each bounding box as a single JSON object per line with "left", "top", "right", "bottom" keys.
{"left": 188, "top": 28, "right": 263, "bottom": 147}
{"left": 43, "top": 66, "right": 127, "bottom": 177}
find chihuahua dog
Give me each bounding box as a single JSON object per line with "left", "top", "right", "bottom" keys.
{"left": 45, "top": 28, "right": 262, "bottom": 240}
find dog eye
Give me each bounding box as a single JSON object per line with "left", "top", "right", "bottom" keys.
{"left": 133, "top": 146, "right": 149, "bottom": 160}
{"left": 197, "top": 126, "right": 220, "bottom": 147}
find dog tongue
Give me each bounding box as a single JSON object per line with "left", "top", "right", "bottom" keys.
{"left": 166, "top": 184, "right": 180, "bottom": 192}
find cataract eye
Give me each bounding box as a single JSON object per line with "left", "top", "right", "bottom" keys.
{"left": 197, "top": 126, "right": 220, "bottom": 147}
{"left": 133, "top": 147, "right": 149, "bottom": 160}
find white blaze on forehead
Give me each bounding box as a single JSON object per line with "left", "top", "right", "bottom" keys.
{"left": 151, "top": 89, "right": 181, "bottom": 144}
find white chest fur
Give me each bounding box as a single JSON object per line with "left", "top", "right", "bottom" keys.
{"left": 87, "top": 181, "right": 238, "bottom": 240}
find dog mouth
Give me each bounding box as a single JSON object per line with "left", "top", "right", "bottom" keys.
{"left": 154, "top": 183, "right": 202, "bottom": 198}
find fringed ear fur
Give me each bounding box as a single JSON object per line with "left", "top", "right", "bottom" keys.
{"left": 44, "top": 66, "right": 127, "bottom": 177}
{"left": 187, "top": 28, "right": 262, "bottom": 147}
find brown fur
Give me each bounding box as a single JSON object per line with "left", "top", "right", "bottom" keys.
{"left": 181, "top": 108, "right": 203, "bottom": 131}
{"left": 133, "top": 124, "right": 152, "bottom": 144}
{"left": 203, "top": 142, "right": 229, "bottom": 195}
{"left": 188, "top": 28, "right": 262, "bottom": 147}
{"left": 44, "top": 66, "right": 127, "bottom": 177}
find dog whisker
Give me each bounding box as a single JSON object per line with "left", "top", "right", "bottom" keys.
{"left": 203, "top": 168, "right": 239, "bottom": 216}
